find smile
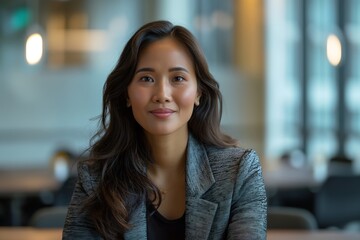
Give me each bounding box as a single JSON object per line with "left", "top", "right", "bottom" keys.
{"left": 149, "top": 108, "right": 175, "bottom": 119}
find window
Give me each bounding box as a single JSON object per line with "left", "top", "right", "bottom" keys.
{"left": 266, "top": 0, "right": 360, "bottom": 166}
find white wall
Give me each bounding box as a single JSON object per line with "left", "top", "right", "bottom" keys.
{"left": 0, "top": 69, "right": 104, "bottom": 168}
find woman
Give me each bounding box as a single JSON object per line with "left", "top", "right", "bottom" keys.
{"left": 63, "top": 20, "right": 267, "bottom": 240}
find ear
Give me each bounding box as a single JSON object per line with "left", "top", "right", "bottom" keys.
{"left": 195, "top": 93, "right": 201, "bottom": 106}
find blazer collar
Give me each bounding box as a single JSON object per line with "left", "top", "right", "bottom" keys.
{"left": 185, "top": 134, "right": 218, "bottom": 240}
{"left": 125, "top": 134, "right": 217, "bottom": 240}
{"left": 186, "top": 133, "right": 216, "bottom": 197}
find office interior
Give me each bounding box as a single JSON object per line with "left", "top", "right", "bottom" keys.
{"left": 0, "top": 0, "right": 360, "bottom": 234}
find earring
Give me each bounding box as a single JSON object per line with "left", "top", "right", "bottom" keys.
{"left": 126, "top": 100, "right": 131, "bottom": 107}
{"left": 195, "top": 95, "right": 201, "bottom": 106}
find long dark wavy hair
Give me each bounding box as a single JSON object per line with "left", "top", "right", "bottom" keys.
{"left": 82, "top": 20, "right": 238, "bottom": 239}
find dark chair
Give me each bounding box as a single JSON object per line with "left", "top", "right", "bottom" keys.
{"left": 28, "top": 206, "right": 68, "bottom": 228}
{"left": 54, "top": 176, "right": 77, "bottom": 206}
{"left": 267, "top": 206, "right": 318, "bottom": 230}
{"left": 328, "top": 155, "right": 354, "bottom": 176}
{"left": 314, "top": 175, "right": 360, "bottom": 229}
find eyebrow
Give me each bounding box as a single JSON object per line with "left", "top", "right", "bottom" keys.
{"left": 135, "top": 67, "right": 189, "bottom": 74}
{"left": 135, "top": 67, "right": 154, "bottom": 74}
{"left": 169, "top": 67, "right": 189, "bottom": 73}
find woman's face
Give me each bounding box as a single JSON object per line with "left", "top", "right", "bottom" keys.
{"left": 127, "top": 37, "right": 200, "bottom": 137}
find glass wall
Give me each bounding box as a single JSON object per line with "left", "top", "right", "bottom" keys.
{"left": 306, "top": 0, "right": 338, "bottom": 160}
{"left": 265, "top": 0, "right": 303, "bottom": 159}
{"left": 266, "top": 0, "right": 360, "bottom": 170}
{"left": 345, "top": 0, "right": 360, "bottom": 162}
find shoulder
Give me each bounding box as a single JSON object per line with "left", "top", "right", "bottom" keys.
{"left": 76, "top": 160, "right": 100, "bottom": 195}
{"left": 199, "top": 145, "right": 263, "bottom": 201}
{"left": 206, "top": 145, "right": 260, "bottom": 170}
{"left": 204, "top": 145, "right": 263, "bottom": 188}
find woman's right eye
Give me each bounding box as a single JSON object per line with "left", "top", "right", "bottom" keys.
{"left": 140, "top": 76, "right": 154, "bottom": 82}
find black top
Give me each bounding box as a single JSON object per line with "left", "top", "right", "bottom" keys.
{"left": 147, "top": 201, "right": 185, "bottom": 240}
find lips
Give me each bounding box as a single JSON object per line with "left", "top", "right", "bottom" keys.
{"left": 149, "top": 108, "right": 175, "bottom": 118}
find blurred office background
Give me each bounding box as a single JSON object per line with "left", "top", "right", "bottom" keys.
{"left": 0, "top": 0, "right": 265, "bottom": 169}
{"left": 1, "top": 0, "right": 360, "bottom": 231}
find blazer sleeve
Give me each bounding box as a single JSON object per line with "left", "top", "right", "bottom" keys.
{"left": 227, "top": 149, "right": 267, "bottom": 240}
{"left": 62, "top": 163, "right": 102, "bottom": 240}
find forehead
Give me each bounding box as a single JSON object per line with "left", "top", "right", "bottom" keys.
{"left": 137, "top": 37, "right": 194, "bottom": 68}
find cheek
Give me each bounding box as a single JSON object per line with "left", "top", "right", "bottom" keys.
{"left": 177, "top": 88, "right": 198, "bottom": 107}
{"left": 128, "top": 87, "right": 147, "bottom": 107}
{"left": 128, "top": 91, "right": 147, "bottom": 123}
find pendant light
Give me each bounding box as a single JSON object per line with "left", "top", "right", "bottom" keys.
{"left": 25, "top": 0, "right": 44, "bottom": 65}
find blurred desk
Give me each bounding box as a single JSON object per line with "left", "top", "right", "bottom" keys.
{"left": 0, "top": 169, "right": 60, "bottom": 226}
{"left": 263, "top": 164, "right": 322, "bottom": 210}
{"left": 267, "top": 230, "right": 360, "bottom": 240}
{"left": 0, "top": 227, "right": 62, "bottom": 240}
{"left": 0, "top": 169, "right": 59, "bottom": 196}
{"left": 263, "top": 164, "right": 324, "bottom": 190}
{"left": 0, "top": 228, "right": 359, "bottom": 240}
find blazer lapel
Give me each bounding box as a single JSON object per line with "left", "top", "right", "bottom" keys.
{"left": 185, "top": 135, "right": 217, "bottom": 240}
{"left": 124, "top": 200, "right": 147, "bottom": 239}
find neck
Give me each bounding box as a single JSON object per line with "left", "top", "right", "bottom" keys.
{"left": 146, "top": 130, "right": 188, "bottom": 172}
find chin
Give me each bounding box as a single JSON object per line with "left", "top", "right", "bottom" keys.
{"left": 145, "top": 127, "right": 185, "bottom": 137}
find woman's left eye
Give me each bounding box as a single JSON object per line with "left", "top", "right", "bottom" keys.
{"left": 173, "top": 76, "right": 185, "bottom": 82}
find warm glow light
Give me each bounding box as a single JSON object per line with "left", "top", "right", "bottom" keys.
{"left": 26, "top": 33, "right": 43, "bottom": 65}
{"left": 47, "top": 29, "right": 108, "bottom": 52}
{"left": 326, "top": 34, "right": 342, "bottom": 66}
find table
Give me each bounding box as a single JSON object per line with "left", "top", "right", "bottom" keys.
{"left": 263, "top": 164, "right": 323, "bottom": 190}
{"left": 0, "top": 227, "right": 62, "bottom": 240}
{"left": 0, "top": 169, "right": 59, "bottom": 196}
{"left": 267, "top": 230, "right": 360, "bottom": 240}
{"left": 0, "top": 169, "right": 60, "bottom": 226}
{"left": 1, "top": 228, "right": 360, "bottom": 240}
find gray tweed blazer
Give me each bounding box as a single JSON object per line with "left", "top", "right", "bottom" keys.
{"left": 62, "top": 134, "right": 267, "bottom": 240}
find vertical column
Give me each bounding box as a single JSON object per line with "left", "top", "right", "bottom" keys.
{"left": 337, "top": 0, "right": 346, "bottom": 157}
{"left": 234, "top": 0, "right": 265, "bottom": 160}
{"left": 301, "top": 0, "right": 308, "bottom": 155}
{"left": 233, "top": 0, "right": 264, "bottom": 80}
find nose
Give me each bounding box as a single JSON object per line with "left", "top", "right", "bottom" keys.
{"left": 152, "top": 79, "right": 172, "bottom": 103}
